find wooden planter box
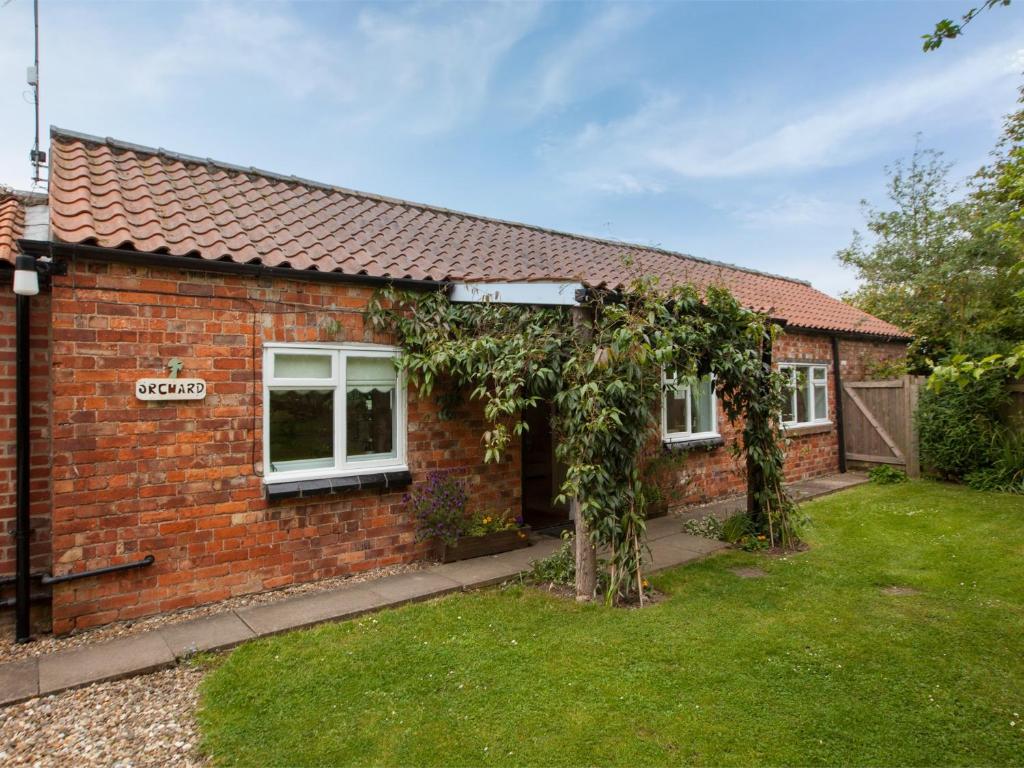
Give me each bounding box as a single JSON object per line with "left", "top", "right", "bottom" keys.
{"left": 436, "top": 527, "right": 531, "bottom": 563}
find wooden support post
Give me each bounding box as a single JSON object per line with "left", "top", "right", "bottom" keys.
{"left": 570, "top": 305, "right": 597, "bottom": 602}
{"left": 903, "top": 375, "right": 921, "bottom": 478}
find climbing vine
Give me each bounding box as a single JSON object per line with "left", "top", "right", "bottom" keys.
{"left": 367, "top": 273, "right": 798, "bottom": 603}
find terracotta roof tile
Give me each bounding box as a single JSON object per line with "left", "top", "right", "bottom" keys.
{"left": 0, "top": 194, "right": 24, "bottom": 265}
{"left": 47, "top": 128, "right": 909, "bottom": 339}
{"left": 0, "top": 190, "right": 46, "bottom": 265}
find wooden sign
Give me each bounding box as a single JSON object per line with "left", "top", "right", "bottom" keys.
{"left": 135, "top": 378, "right": 207, "bottom": 401}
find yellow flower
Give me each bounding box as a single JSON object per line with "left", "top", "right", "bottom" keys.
{"left": 757, "top": 535, "right": 767, "bottom": 541}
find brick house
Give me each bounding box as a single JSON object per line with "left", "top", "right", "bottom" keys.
{"left": 0, "top": 128, "right": 909, "bottom": 635}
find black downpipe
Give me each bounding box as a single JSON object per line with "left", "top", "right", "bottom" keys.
{"left": 15, "top": 293, "right": 31, "bottom": 643}
{"left": 831, "top": 335, "right": 847, "bottom": 474}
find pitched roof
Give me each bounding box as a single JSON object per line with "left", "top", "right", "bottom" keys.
{"left": 0, "top": 193, "right": 26, "bottom": 265}
{"left": 1, "top": 190, "right": 48, "bottom": 266}
{"left": 47, "top": 128, "right": 909, "bottom": 339}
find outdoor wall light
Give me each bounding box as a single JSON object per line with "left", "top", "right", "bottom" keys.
{"left": 12, "top": 255, "right": 39, "bottom": 297}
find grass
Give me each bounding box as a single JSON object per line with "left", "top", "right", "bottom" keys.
{"left": 198, "top": 481, "right": 1024, "bottom": 766}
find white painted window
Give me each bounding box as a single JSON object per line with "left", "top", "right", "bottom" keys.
{"left": 263, "top": 343, "right": 407, "bottom": 482}
{"left": 779, "top": 363, "right": 829, "bottom": 427}
{"left": 662, "top": 373, "right": 719, "bottom": 442}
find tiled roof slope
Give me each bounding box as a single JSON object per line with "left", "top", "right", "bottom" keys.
{"left": 48, "top": 128, "right": 909, "bottom": 339}
{"left": 0, "top": 193, "right": 26, "bottom": 265}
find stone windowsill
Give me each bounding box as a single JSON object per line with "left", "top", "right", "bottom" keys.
{"left": 663, "top": 435, "right": 725, "bottom": 453}
{"left": 783, "top": 422, "right": 834, "bottom": 438}
{"left": 265, "top": 470, "right": 413, "bottom": 501}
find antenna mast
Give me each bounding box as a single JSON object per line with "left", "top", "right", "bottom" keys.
{"left": 27, "top": 0, "right": 45, "bottom": 185}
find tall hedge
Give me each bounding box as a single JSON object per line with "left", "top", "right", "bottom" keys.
{"left": 917, "top": 375, "right": 1009, "bottom": 479}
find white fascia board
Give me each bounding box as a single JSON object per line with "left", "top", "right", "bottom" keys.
{"left": 449, "top": 281, "right": 583, "bottom": 306}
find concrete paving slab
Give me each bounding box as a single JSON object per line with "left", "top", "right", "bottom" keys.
{"left": 0, "top": 658, "right": 38, "bottom": 706}
{"left": 236, "top": 582, "right": 388, "bottom": 637}
{"left": 159, "top": 611, "right": 256, "bottom": 658}
{"left": 38, "top": 632, "right": 174, "bottom": 695}
{"left": 672, "top": 534, "right": 729, "bottom": 555}
{"left": 435, "top": 554, "right": 533, "bottom": 588}
{"left": 646, "top": 535, "right": 727, "bottom": 572}
{"left": 364, "top": 571, "right": 462, "bottom": 605}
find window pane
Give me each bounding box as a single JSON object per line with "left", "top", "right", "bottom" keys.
{"left": 346, "top": 358, "right": 397, "bottom": 460}
{"left": 665, "top": 385, "right": 688, "bottom": 434}
{"left": 795, "top": 369, "right": 810, "bottom": 423}
{"left": 274, "top": 353, "right": 332, "bottom": 379}
{"left": 781, "top": 368, "right": 796, "bottom": 423}
{"left": 813, "top": 383, "right": 828, "bottom": 420}
{"left": 269, "top": 389, "right": 334, "bottom": 471}
{"left": 689, "top": 377, "right": 715, "bottom": 434}
{"left": 812, "top": 366, "right": 826, "bottom": 381}
{"left": 347, "top": 389, "right": 395, "bottom": 459}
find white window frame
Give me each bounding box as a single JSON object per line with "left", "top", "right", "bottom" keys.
{"left": 661, "top": 372, "right": 719, "bottom": 443}
{"left": 779, "top": 363, "right": 830, "bottom": 428}
{"left": 262, "top": 342, "right": 407, "bottom": 484}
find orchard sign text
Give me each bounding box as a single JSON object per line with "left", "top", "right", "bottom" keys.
{"left": 135, "top": 358, "right": 207, "bottom": 401}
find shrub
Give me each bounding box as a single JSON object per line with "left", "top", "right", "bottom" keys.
{"left": 720, "top": 514, "right": 753, "bottom": 544}
{"left": 869, "top": 465, "right": 909, "bottom": 485}
{"left": 529, "top": 531, "right": 575, "bottom": 586}
{"left": 682, "top": 515, "right": 723, "bottom": 540}
{"left": 917, "top": 375, "right": 1009, "bottom": 480}
{"left": 529, "top": 532, "right": 612, "bottom": 594}
{"left": 406, "top": 470, "right": 469, "bottom": 546}
{"left": 964, "top": 425, "right": 1024, "bottom": 493}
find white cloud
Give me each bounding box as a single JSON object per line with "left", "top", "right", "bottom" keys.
{"left": 731, "top": 195, "right": 859, "bottom": 230}
{"left": 530, "top": 4, "right": 650, "bottom": 116}
{"left": 550, "top": 39, "right": 1024, "bottom": 191}
{"left": 0, "top": 0, "right": 542, "bottom": 186}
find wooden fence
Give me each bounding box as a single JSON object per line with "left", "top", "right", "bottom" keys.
{"left": 841, "top": 375, "right": 924, "bottom": 478}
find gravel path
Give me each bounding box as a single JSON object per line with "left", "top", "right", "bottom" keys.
{"left": 1, "top": 562, "right": 424, "bottom": 664}
{"left": 0, "top": 663, "right": 207, "bottom": 767}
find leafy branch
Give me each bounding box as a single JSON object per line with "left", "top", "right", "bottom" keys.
{"left": 923, "top": 0, "right": 1011, "bottom": 51}
{"left": 367, "top": 273, "right": 798, "bottom": 604}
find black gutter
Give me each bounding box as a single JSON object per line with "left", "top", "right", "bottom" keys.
{"left": 18, "top": 240, "right": 449, "bottom": 293}
{"left": 14, "top": 291, "right": 31, "bottom": 642}
{"left": 41, "top": 555, "right": 155, "bottom": 586}
{"left": 831, "top": 335, "right": 847, "bottom": 474}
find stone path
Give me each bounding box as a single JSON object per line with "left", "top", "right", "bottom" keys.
{"left": 0, "top": 472, "right": 866, "bottom": 707}
{"left": 674, "top": 470, "right": 868, "bottom": 521}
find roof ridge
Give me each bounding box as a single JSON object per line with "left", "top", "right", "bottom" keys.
{"left": 0, "top": 188, "right": 47, "bottom": 206}
{"left": 50, "top": 126, "right": 812, "bottom": 288}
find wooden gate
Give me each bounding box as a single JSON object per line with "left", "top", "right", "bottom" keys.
{"left": 841, "top": 375, "right": 924, "bottom": 478}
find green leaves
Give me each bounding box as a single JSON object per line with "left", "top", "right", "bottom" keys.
{"left": 366, "top": 273, "right": 798, "bottom": 599}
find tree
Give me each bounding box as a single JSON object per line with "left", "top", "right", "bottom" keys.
{"left": 923, "top": 0, "right": 1012, "bottom": 51}
{"left": 367, "top": 275, "right": 798, "bottom": 604}
{"left": 931, "top": 89, "right": 1024, "bottom": 386}
{"left": 837, "top": 143, "right": 1024, "bottom": 369}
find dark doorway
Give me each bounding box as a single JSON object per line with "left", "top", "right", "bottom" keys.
{"left": 521, "top": 401, "right": 570, "bottom": 533}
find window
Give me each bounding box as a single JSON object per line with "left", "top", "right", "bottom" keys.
{"left": 662, "top": 373, "right": 718, "bottom": 442}
{"left": 779, "top": 363, "right": 829, "bottom": 427}
{"left": 263, "top": 344, "right": 406, "bottom": 482}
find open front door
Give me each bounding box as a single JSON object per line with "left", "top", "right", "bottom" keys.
{"left": 521, "top": 402, "right": 570, "bottom": 532}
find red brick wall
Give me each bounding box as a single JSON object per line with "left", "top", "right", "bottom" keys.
{"left": 655, "top": 331, "right": 906, "bottom": 512}
{"left": 21, "top": 257, "right": 909, "bottom": 633}
{"left": 837, "top": 337, "right": 908, "bottom": 381}
{"left": 47, "top": 260, "right": 520, "bottom": 633}
{"left": 0, "top": 287, "right": 52, "bottom": 630}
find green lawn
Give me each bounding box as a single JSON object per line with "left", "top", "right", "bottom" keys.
{"left": 199, "top": 482, "right": 1024, "bottom": 766}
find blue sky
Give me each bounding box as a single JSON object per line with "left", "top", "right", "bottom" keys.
{"left": 1, "top": 1, "right": 1022, "bottom": 296}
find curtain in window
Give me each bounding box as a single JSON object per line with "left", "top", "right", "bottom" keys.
{"left": 346, "top": 357, "right": 397, "bottom": 459}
